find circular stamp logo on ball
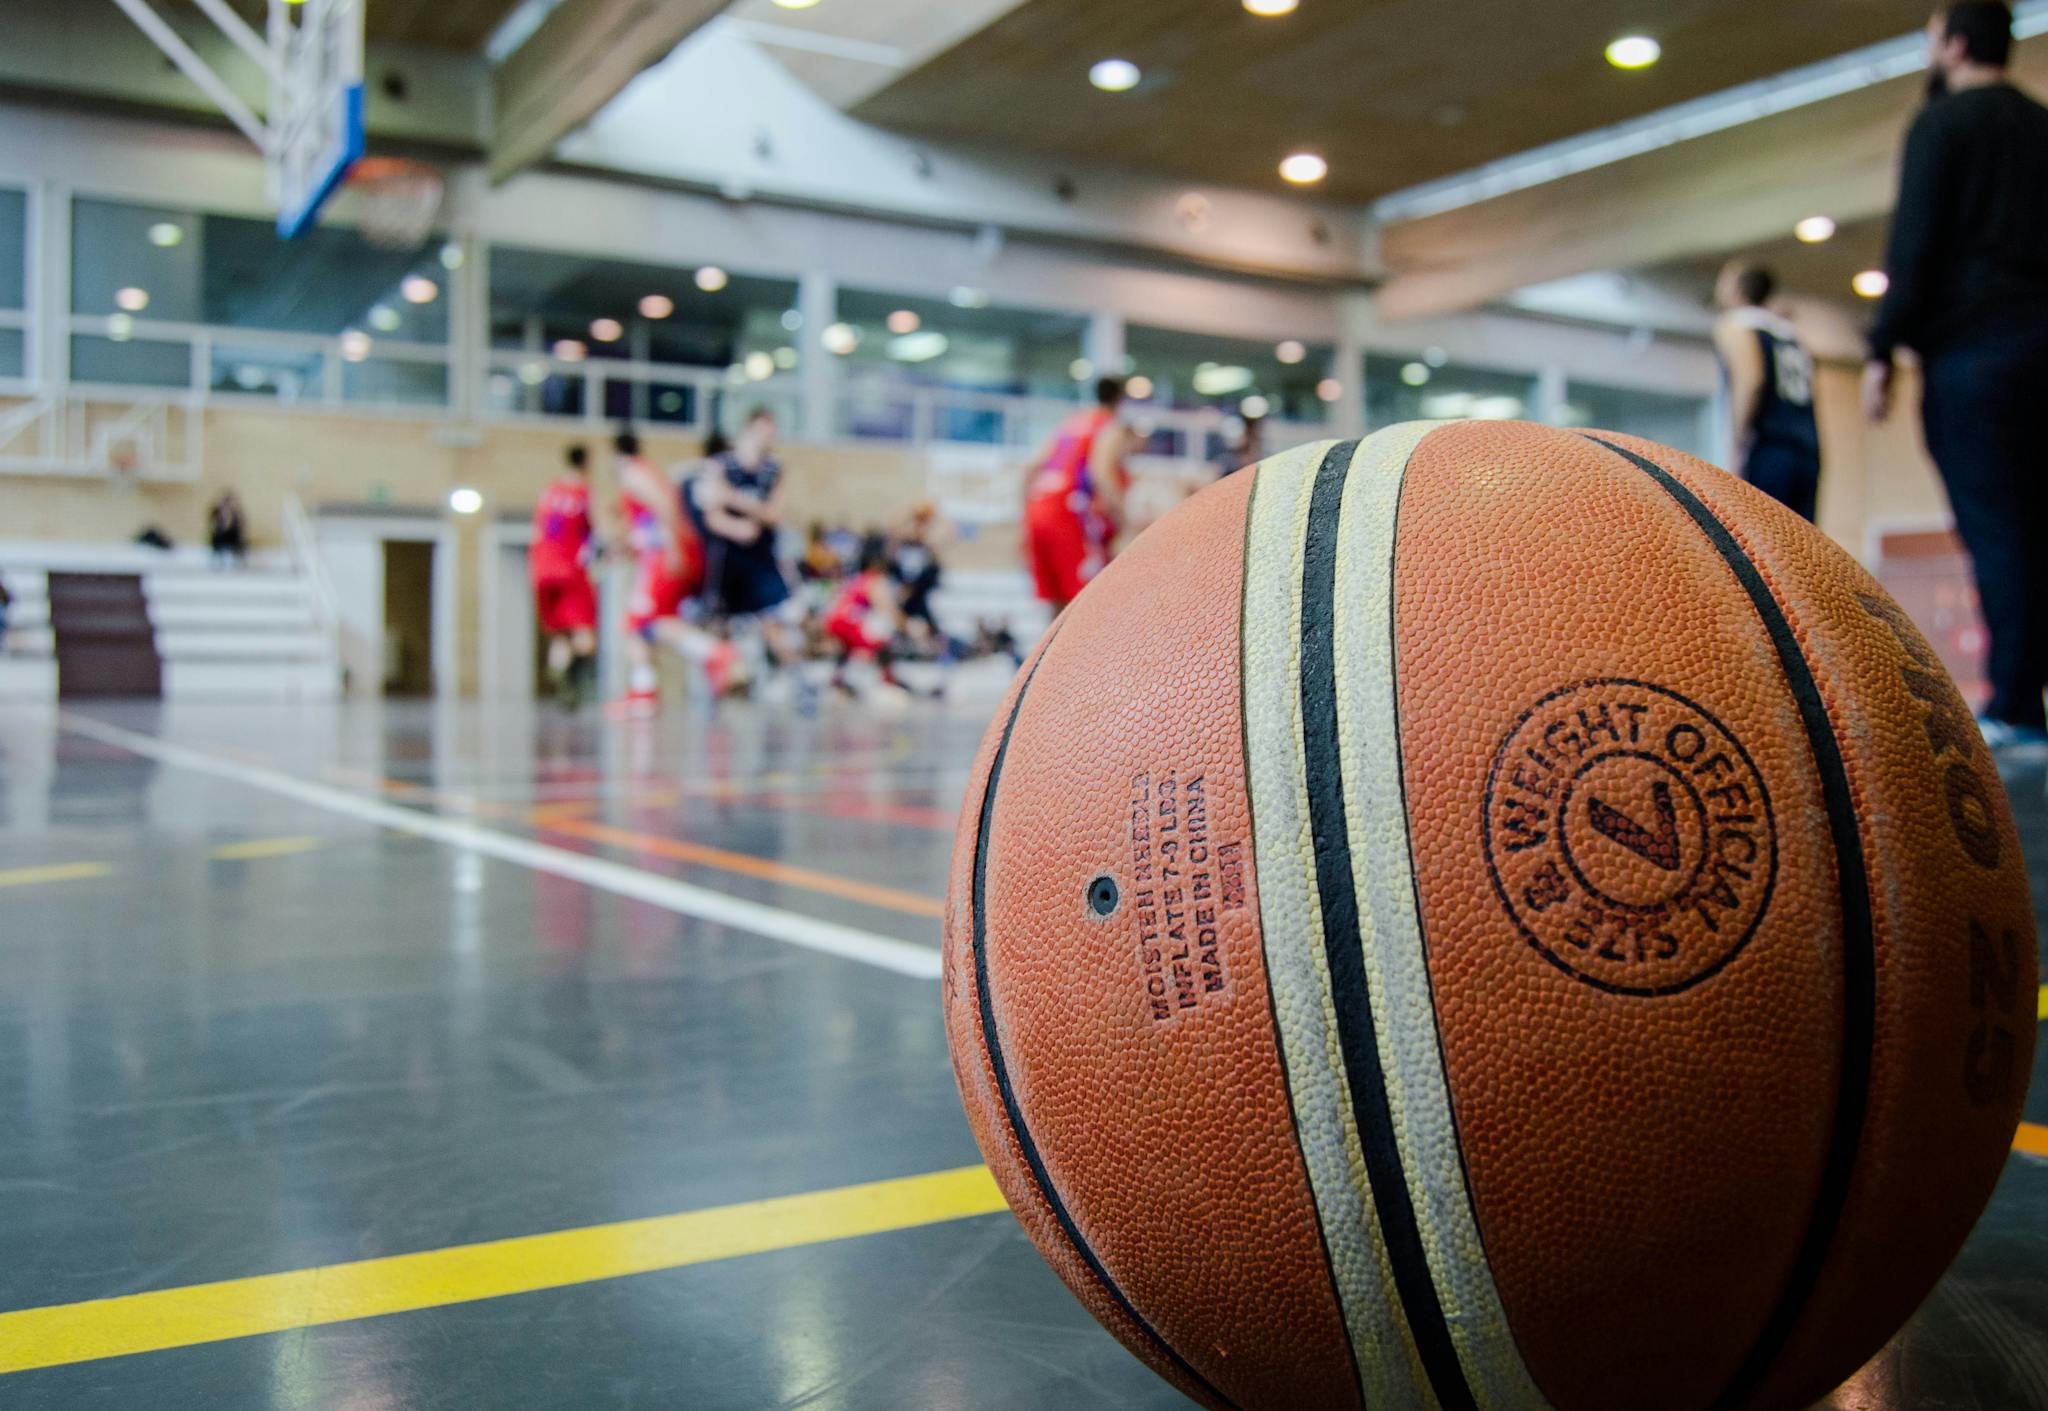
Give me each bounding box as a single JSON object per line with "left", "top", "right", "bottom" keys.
{"left": 1482, "top": 679, "right": 1777, "bottom": 995}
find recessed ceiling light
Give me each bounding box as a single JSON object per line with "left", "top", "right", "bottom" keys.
{"left": 339, "top": 330, "right": 372, "bottom": 363}
{"left": 744, "top": 351, "right": 775, "bottom": 380}
{"left": 1275, "top": 339, "right": 1306, "bottom": 364}
{"left": 772, "top": 0, "right": 820, "bottom": 7}
{"left": 553, "top": 339, "right": 587, "bottom": 362}
{"left": 147, "top": 222, "right": 184, "bottom": 248}
{"left": 590, "top": 318, "right": 623, "bottom": 342}
{"left": 1605, "top": 35, "right": 1661, "bottom": 69}
{"left": 822, "top": 322, "right": 860, "bottom": 355}
{"left": 887, "top": 309, "right": 921, "bottom": 334}
{"left": 1853, "top": 269, "right": 1889, "bottom": 299}
{"left": 1090, "top": 59, "right": 1141, "bottom": 92}
{"left": 1401, "top": 362, "right": 1431, "bottom": 386}
{"left": 1794, "top": 215, "right": 1837, "bottom": 244}
{"left": 1317, "top": 378, "right": 1344, "bottom": 402}
{"left": 1244, "top": 0, "right": 1298, "bottom": 13}
{"left": 694, "top": 266, "right": 728, "bottom": 292}
{"left": 1278, "top": 151, "right": 1328, "bottom": 185}
{"left": 1069, "top": 358, "right": 1095, "bottom": 381}
{"left": 114, "top": 286, "right": 149, "bottom": 312}
{"left": 639, "top": 294, "right": 674, "bottom": 319}
{"left": 1240, "top": 394, "right": 1271, "bottom": 419}
{"left": 401, "top": 275, "right": 439, "bottom": 304}
{"left": 1127, "top": 375, "right": 1154, "bottom": 399}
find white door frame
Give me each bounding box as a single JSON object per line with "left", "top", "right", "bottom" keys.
{"left": 311, "top": 511, "right": 459, "bottom": 699}
{"left": 480, "top": 518, "right": 534, "bottom": 701}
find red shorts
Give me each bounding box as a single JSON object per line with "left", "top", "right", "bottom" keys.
{"left": 1026, "top": 493, "right": 1107, "bottom": 605}
{"left": 626, "top": 550, "right": 702, "bottom": 636}
{"left": 534, "top": 571, "right": 597, "bottom": 635}
{"left": 826, "top": 615, "right": 889, "bottom": 655}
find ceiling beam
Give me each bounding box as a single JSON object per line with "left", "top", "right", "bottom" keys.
{"left": 1374, "top": 36, "right": 2047, "bottom": 321}
{"left": 490, "top": 0, "right": 733, "bottom": 185}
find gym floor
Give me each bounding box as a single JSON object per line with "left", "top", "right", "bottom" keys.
{"left": 1, "top": 700, "right": 2043, "bottom": 1410}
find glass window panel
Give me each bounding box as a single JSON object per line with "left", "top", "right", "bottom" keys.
{"left": 0, "top": 190, "right": 25, "bottom": 311}
{"left": 829, "top": 289, "right": 1088, "bottom": 404}
{"left": 0, "top": 328, "right": 22, "bottom": 379}
{"left": 71, "top": 334, "right": 188, "bottom": 388}
{"left": 1126, "top": 324, "right": 1335, "bottom": 423}
{"left": 343, "top": 359, "right": 449, "bottom": 407}
{"left": 209, "top": 342, "right": 324, "bottom": 402}
{"left": 70, "top": 198, "right": 449, "bottom": 343}
{"left": 490, "top": 246, "right": 798, "bottom": 377}
{"left": 1365, "top": 354, "right": 1538, "bottom": 428}
{"left": 1561, "top": 380, "right": 1712, "bottom": 459}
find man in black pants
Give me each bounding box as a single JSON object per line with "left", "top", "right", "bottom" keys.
{"left": 1865, "top": 0, "right": 2048, "bottom": 747}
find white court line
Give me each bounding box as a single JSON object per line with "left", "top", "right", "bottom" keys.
{"left": 59, "top": 713, "right": 944, "bottom": 981}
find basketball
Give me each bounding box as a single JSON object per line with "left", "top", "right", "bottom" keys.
{"left": 943, "top": 422, "right": 2038, "bottom": 1411}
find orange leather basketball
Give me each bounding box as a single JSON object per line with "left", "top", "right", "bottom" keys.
{"left": 943, "top": 423, "right": 2036, "bottom": 1411}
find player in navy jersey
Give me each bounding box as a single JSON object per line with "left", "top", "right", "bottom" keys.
{"left": 1713, "top": 262, "right": 1823, "bottom": 522}
{"left": 689, "top": 407, "right": 812, "bottom": 701}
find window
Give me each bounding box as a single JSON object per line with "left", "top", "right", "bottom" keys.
{"left": 69, "top": 196, "right": 451, "bottom": 403}
{"left": 487, "top": 246, "right": 798, "bottom": 425}
{"left": 1365, "top": 354, "right": 1538, "bottom": 427}
{"left": 0, "top": 188, "right": 24, "bottom": 379}
{"left": 1126, "top": 325, "right": 1335, "bottom": 424}
{"left": 1561, "top": 380, "right": 1712, "bottom": 459}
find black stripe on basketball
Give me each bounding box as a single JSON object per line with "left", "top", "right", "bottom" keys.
{"left": 1299, "top": 439, "right": 1481, "bottom": 1411}
{"left": 1237, "top": 453, "right": 1371, "bottom": 1403}
{"left": 1584, "top": 436, "right": 1877, "bottom": 1411}
{"left": 969, "top": 638, "right": 1245, "bottom": 1411}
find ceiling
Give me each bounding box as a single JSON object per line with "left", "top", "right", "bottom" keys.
{"left": 853, "top": 0, "right": 1936, "bottom": 203}
{"left": 214, "top": 0, "right": 527, "bottom": 51}
{"left": 1665, "top": 215, "right": 1889, "bottom": 307}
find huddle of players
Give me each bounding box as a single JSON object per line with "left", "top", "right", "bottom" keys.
{"left": 529, "top": 408, "right": 952, "bottom": 710}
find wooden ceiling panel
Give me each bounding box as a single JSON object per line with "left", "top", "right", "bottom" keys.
{"left": 853, "top": 0, "right": 1934, "bottom": 202}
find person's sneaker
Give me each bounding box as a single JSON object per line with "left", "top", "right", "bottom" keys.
{"left": 704, "top": 641, "right": 743, "bottom": 698}
{"left": 1976, "top": 716, "right": 2048, "bottom": 750}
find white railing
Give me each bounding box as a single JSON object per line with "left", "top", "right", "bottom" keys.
{"left": 68, "top": 315, "right": 453, "bottom": 414}
{"left": 281, "top": 491, "right": 345, "bottom": 690}
{"left": 0, "top": 386, "right": 203, "bottom": 478}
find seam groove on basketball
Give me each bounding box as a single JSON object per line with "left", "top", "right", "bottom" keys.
{"left": 1301, "top": 436, "right": 1480, "bottom": 1411}
{"left": 1243, "top": 438, "right": 1434, "bottom": 1410}
{"left": 1336, "top": 425, "right": 1554, "bottom": 1411}
{"left": 968, "top": 636, "right": 1244, "bottom": 1411}
{"left": 1239, "top": 450, "right": 1372, "bottom": 1405}
{"left": 1583, "top": 436, "right": 1878, "bottom": 1411}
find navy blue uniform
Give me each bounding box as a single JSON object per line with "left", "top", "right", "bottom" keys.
{"left": 701, "top": 452, "right": 792, "bottom": 618}
{"left": 1723, "top": 307, "right": 1821, "bottom": 522}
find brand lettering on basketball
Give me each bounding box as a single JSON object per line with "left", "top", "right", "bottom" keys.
{"left": 1127, "top": 769, "right": 1236, "bottom": 1022}
{"left": 1483, "top": 680, "right": 1777, "bottom": 995}
{"left": 1855, "top": 593, "right": 2002, "bottom": 869}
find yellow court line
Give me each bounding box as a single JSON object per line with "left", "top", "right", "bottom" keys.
{"left": 209, "top": 836, "right": 325, "bottom": 862}
{"left": 2038, "top": 985, "right": 2047, "bottom": 1022}
{"left": 0, "top": 1164, "right": 1006, "bottom": 1375}
{"left": 2017, "top": 1122, "right": 2048, "bottom": 1160}
{"left": 0, "top": 861, "right": 113, "bottom": 889}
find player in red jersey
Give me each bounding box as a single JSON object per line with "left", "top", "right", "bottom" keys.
{"left": 824, "top": 535, "right": 905, "bottom": 698}
{"left": 531, "top": 444, "right": 599, "bottom": 707}
{"left": 1024, "top": 376, "right": 1137, "bottom": 613}
{"left": 614, "top": 429, "right": 739, "bottom": 715}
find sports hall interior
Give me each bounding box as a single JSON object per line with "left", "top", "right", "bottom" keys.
{"left": 0, "top": 1, "right": 2042, "bottom": 1407}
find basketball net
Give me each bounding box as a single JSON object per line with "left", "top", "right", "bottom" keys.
{"left": 337, "top": 156, "right": 445, "bottom": 250}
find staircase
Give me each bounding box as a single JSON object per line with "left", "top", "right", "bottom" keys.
{"left": 46, "top": 572, "right": 161, "bottom": 697}
{"left": 0, "top": 542, "right": 340, "bottom": 701}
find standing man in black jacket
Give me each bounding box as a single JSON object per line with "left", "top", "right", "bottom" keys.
{"left": 1865, "top": 0, "right": 2048, "bottom": 747}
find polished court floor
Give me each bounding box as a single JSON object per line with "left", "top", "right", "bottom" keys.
{"left": 0, "top": 697, "right": 2043, "bottom": 1409}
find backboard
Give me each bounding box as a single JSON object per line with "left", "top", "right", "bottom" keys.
{"left": 269, "top": 0, "right": 366, "bottom": 238}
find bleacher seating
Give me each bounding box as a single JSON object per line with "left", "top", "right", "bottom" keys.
{"left": 0, "top": 542, "right": 339, "bottom": 701}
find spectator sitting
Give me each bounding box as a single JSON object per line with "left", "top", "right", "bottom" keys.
{"left": 209, "top": 491, "right": 248, "bottom": 568}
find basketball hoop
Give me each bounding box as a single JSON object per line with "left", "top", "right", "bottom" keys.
{"left": 337, "top": 156, "right": 446, "bottom": 250}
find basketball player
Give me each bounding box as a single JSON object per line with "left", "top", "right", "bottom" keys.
{"left": 824, "top": 536, "right": 906, "bottom": 698}
{"left": 692, "top": 408, "right": 811, "bottom": 698}
{"left": 614, "top": 429, "right": 736, "bottom": 715}
{"left": 1712, "top": 262, "right": 1822, "bottom": 521}
{"left": 1025, "top": 376, "right": 1138, "bottom": 613}
{"left": 530, "top": 444, "right": 598, "bottom": 707}
{"left": 1865, "top": 0, "right": 2048, "bottom": 746}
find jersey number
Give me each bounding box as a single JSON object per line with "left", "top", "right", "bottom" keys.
{"left": 1774, "top": 344, "right": 1814, "bottom": 407}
